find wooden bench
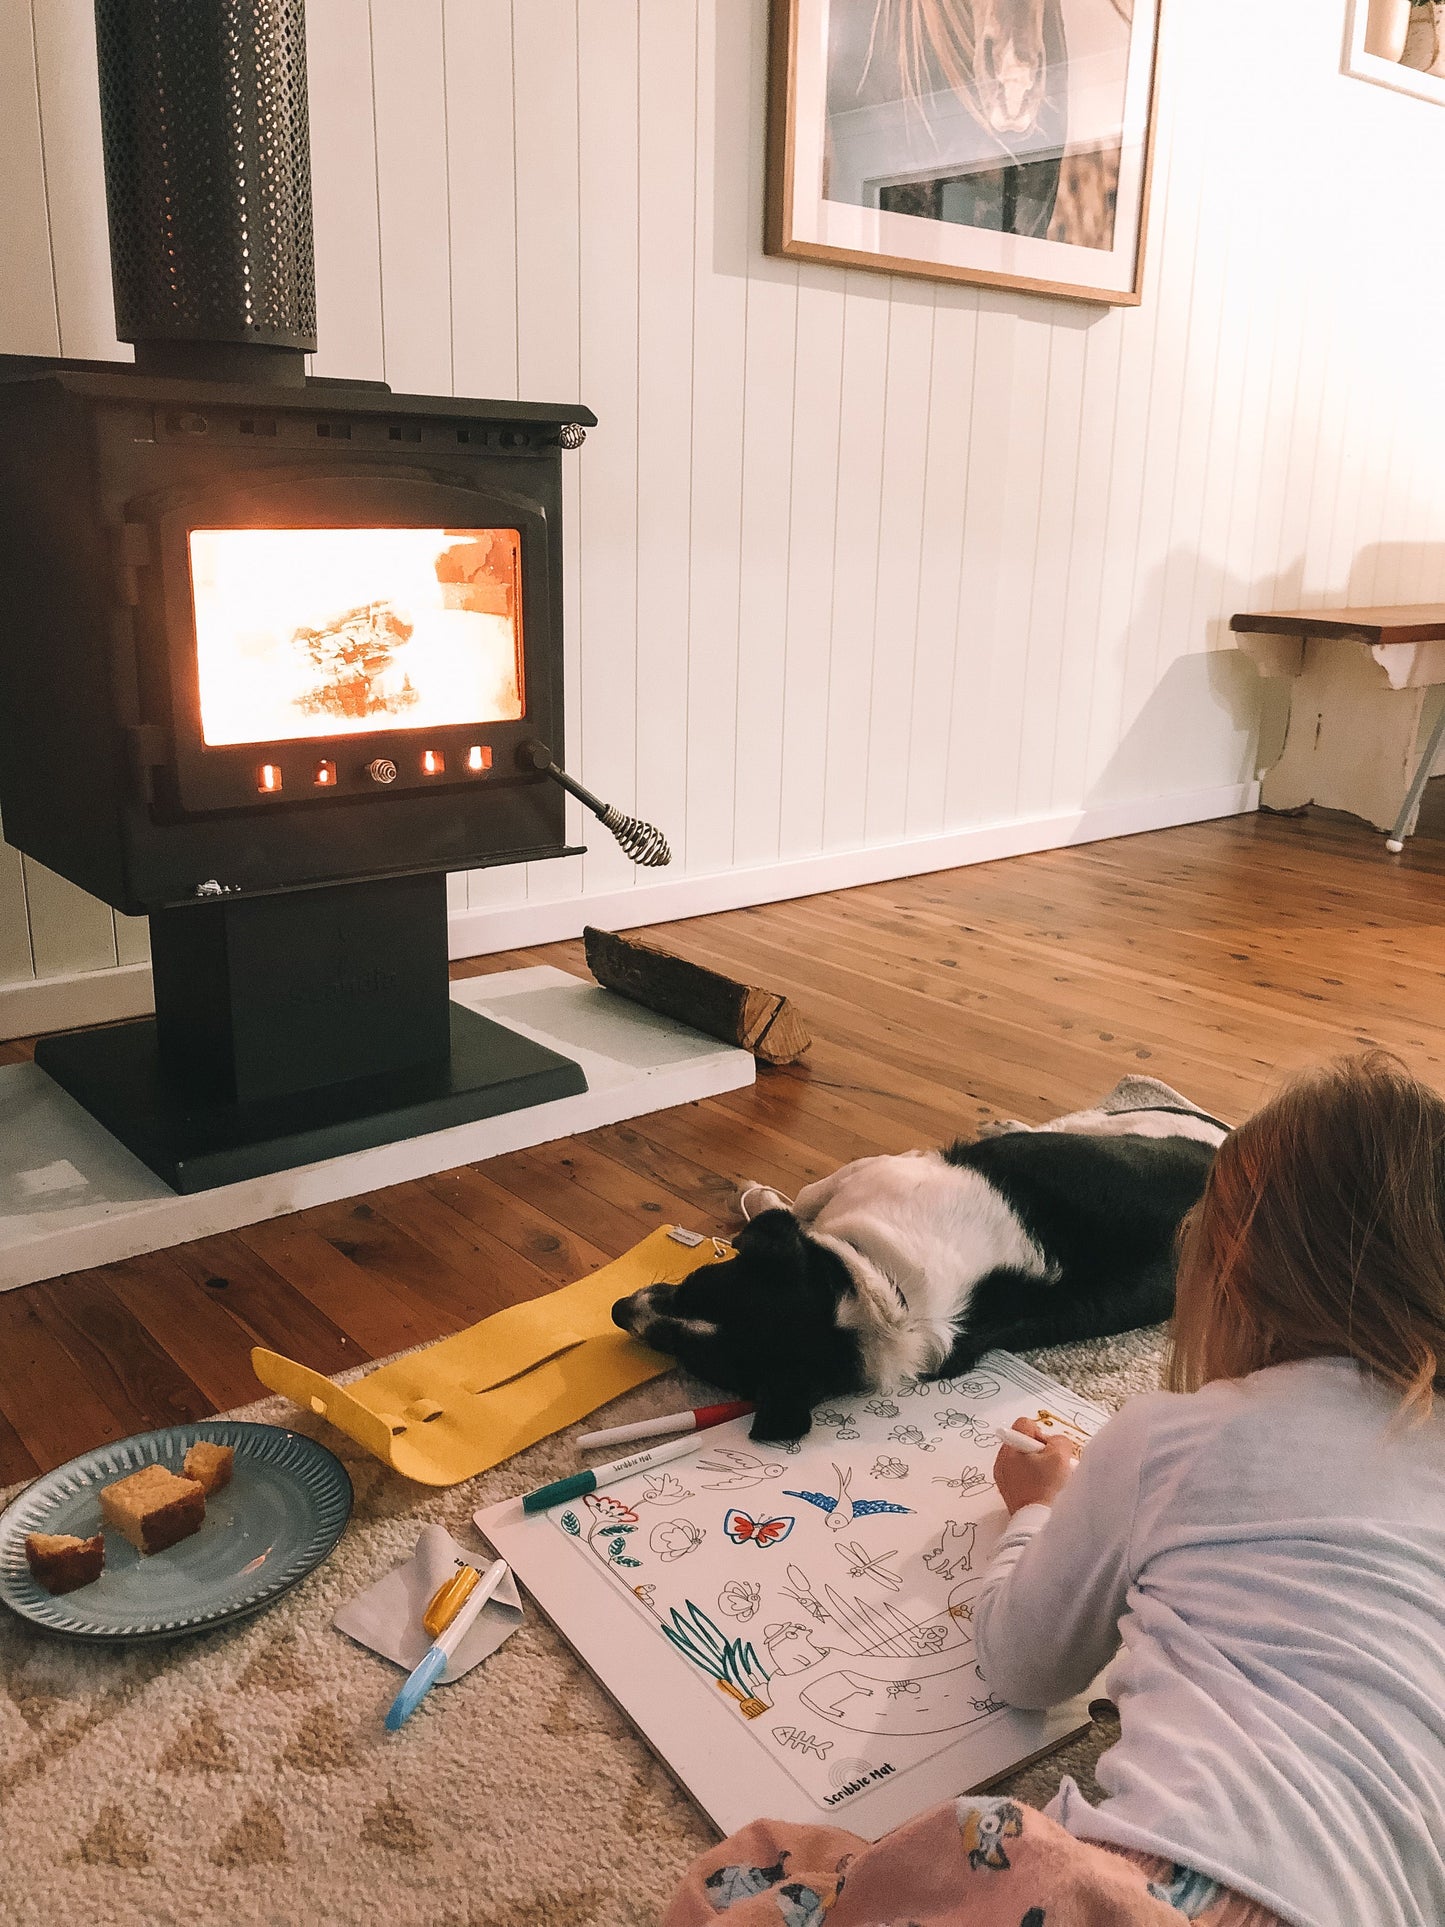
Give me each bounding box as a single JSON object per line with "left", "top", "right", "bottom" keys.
{"left": 1231, "top": 605, "right": 1445, "bottom": 851}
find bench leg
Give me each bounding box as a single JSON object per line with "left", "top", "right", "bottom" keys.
{"left": 1385, "top": 697, "right": 1445, "bottom": 852}
{"left": 1255, "top": 636, "right": 1428, "bottom": 830}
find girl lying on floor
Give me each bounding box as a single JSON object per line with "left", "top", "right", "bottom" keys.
{"left": 663, "top": 1053, "right": 1445, "bottom": 1927}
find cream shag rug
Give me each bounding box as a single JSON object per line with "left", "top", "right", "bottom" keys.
{"left": 0, "top": 1327, "right": 1165, "bottom": 1927}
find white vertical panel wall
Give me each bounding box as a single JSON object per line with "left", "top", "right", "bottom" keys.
{"left": 4, "top": 0, "right": 1445, "bottom": 1030}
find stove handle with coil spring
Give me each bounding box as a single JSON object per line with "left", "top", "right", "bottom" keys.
{"left": 518, "top": 741, "right": 672, "bottom": 868}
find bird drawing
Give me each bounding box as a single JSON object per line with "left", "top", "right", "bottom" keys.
{"left": 784, "top": 1485, "right": 913, "bottom": 1520}
{"left": 696, "top": 1449, "right": 787, "bottom": 1491}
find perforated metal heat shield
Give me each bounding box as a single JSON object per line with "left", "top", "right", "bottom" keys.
{"left": 94, "top": 0, "right": 316, "bottom": 355}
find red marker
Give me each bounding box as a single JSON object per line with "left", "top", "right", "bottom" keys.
{"left": 575, "top": 1400, "right": 753, "bottom": 1453}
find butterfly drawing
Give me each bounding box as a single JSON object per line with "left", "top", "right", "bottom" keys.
{"left": 724, "top": 1508, "right": 795, "bottom": 1549}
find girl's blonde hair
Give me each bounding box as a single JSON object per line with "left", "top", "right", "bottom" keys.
{"left": 1168, "top": 1053, "right": 1445, "bottom": 1418}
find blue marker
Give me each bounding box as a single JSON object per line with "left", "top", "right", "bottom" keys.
{"left": 385, "top": 1556, "right": 510, "bottom": 1731}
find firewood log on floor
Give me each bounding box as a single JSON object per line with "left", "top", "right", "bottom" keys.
{"left": 582, "top": 926, "right": 811, "bottom": 1066}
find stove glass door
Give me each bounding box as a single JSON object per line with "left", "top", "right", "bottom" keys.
{"left": 188, "top": 525, "right": 525, "bottom": 748}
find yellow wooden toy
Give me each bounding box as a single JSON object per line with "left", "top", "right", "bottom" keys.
{"left": 250, "top": 1225, "right": 734, "bottom": 1485}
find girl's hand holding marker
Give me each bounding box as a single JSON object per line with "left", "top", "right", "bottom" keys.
{"left": 992, "top": 1417, "right": 1080, "bottom": 1515}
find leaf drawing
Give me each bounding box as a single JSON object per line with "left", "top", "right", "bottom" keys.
{"left": 661, "top": 1599, "right": 771, "bottom": 1713}
{"left": 579, "top": 1492, "right": 644, "bottom": 1566}
{"left": 822, "top": 1585, "right": 941, "bottom": 1659}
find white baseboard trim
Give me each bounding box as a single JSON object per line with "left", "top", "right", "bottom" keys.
{"left": 0, "top": 780, "right": 1258, "bottom": 1041}
{"left": 446, "top": 779, "right": 1261, "bottom": 958}
{"left": 0, "top": 957, "right": 155, "bottom": 1045}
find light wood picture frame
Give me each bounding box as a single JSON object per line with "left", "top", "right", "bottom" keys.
{"left": 1343, "top": 0, "right": 1445, "bottom": 108}
{"left": 765, "top": 0, "right": 1163, "bottom": 306}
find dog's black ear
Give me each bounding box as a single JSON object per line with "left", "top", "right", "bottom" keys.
{"left": 735, "top": 1208, "right": 808, "bottom": 1272}
{"left": 748, "top": 1382, "right": 816, "bottom": 1444}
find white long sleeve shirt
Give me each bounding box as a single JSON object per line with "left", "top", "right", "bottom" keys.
{"left": 972, "top": 1358, "right": 1445, "bottom": 1927}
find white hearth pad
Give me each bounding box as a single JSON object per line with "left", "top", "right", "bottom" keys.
{"left": 0, "top": 967, "right": 754, "bottom": 1292}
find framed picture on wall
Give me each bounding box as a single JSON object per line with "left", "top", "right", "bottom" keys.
{"left": 1343, "top": 0, "right": 1445, "bottom": 108}
{"left": 765, "top": 0, "right": 1163, "bottom": 305}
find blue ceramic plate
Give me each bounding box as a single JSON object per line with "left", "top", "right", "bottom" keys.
{"left": 0, "top": 1421, "right": 352, "bottom": 1641}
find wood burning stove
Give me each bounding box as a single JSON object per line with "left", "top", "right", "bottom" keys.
{"left": 0, "top": 0, "right": 609, "bottom": 1192}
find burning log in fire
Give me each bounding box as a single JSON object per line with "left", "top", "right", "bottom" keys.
{"left": 294, "top": 599, "right": 420, "bottom": 721}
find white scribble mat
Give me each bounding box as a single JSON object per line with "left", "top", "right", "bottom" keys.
{"left": 480, "top": 1352, "right": 1109, "bottom": 1834}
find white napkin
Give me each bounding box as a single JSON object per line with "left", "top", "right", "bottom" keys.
{"left": 333, "top": 1524, "right": 524, "bottom": 1681}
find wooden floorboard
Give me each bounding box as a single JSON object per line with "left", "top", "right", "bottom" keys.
{"left": 5, "top": 805, "right": 1445, "bottom": 1480}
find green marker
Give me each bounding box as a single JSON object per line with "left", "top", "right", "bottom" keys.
{"left": 522, "top": 1430, "right": 704, "bottom": 1513}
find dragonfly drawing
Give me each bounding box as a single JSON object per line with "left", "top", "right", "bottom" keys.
{"left": 833, "top": 1539, "right": 902, "bottom": 1592}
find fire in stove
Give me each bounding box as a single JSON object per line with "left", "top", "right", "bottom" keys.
{"left": 189, "top": 525, "right": 525, "bottom": 747}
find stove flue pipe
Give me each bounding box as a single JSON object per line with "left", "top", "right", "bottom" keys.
{"left": 94, "top": 0, "right": 317, "bottom": 386}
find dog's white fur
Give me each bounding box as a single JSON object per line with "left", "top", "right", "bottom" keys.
{"left": 997, "top": 1102, "right": 1224, "bottom": 1145}
{"left": 738, "top": 1106, "right": 1226, "bottom": 1392}
{"left": 742, "top": 1150, "right": 1051, "bottom": 1390}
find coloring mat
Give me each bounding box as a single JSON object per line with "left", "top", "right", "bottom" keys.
{"left": 479, "top": 1352, "right": 1110, "bottom": 1836}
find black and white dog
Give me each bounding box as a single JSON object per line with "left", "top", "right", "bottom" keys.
{"left": 612, "top": 1095, "right": 1226, "bottom": 1443}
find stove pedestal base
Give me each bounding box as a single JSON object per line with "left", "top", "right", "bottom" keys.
{"left": 34, "top": 1002, "right": 586, "bottom": 1193}
{"left": 1, "top": 967, "right": 755, "bottom": 1291}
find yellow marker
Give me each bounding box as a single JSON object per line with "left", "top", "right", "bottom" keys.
{"left": 423, "top": 1564, "right": 481, "bottom": 1639}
